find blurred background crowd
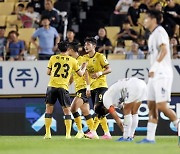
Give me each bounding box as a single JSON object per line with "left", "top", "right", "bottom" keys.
{"left": 0, "top": 0, "right": 179, "bottom": 61}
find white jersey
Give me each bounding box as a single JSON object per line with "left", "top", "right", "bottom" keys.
{"left": 148, "top": 26, "right": 173, "bottom": 78}
{"left": 103, "top": 78, "right": 147, "bottom": 109}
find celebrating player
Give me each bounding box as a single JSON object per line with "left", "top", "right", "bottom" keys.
{"left": 96, "top": 77, "right": 147, "bottom": 141}
{"left": 138, "top": 10, "right": 179, "bottom": 143}
{"left": 68, "top": 42, "right": 94, "bottom": 139}
{"left": 44, "top": 41, "right": 87, "bottom": 139}
{"left": 83, "top": 37, "right": 112, "bottom": 139}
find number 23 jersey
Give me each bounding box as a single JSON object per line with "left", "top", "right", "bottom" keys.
{"left": 47, "top": 54, "right": 80, "bottom": 90}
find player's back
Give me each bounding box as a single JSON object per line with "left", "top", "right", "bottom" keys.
{"left": 48, "top": 54, "right": 79, "bottom": 90}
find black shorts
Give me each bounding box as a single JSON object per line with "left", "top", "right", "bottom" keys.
{"left": 45, "top": 87, "right": 71, "bottom": 107}
{"left": 91, "top": 87, "right": 108, "bottom": 106}
{"left": 76, "top": 88, "right": 88, "bottom": 103}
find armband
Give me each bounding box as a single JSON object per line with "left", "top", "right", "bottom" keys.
{"left": 109, "top": 106, "right": 115, "bottom": 114}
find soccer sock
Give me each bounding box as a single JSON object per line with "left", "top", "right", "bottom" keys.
{"left": 64, "top": 115, "right": 72, "bottom": 137}
{"left": 100, "top": 117, "right": 110, "bottom": 135}
{"left": 123, "top": 114, "right": 132, "bottom": 139}
{"left": 130, "top": 114, "right": 139, "bottom": 138}
{"left": 73, "top": 112, "right": 83, "bottom": 133}
{"left": 146, "top": 122, "right": 157, "bottom": 141}
{"left": 85, "top": 114, "right": 94, "bottom": 131}
{"left": 173, "top": 119, "right": 179, "bottom": 128}
{"left": 45, "top": 113, "right": 52, "bottom": 135}
{"left": 92, "top": 116, "right": 100, "bottom": 131}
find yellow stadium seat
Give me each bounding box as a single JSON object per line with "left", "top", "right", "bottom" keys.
{"left": 4, "top": 27, "right": 17, "bottom": 37}
{"left": 108, "top": 53, "right": 126, "bottom": 60}
{"left": 18, "top": 28, "right": 35, "bottom": 44}
{"left": 124, "top": 40, "right": 133, "bottom": 51}
{"left": 0, "top": 15, "right": 7, "bottom": 26}
{"left": 6, "top": 15, "right": 22, "bottom": 28}
{"left": 0, "top": 2, "right": 15, "bottom": 15}
{"left": 105, "top": 26, "right": 120, "bottom": 47}
{"left": 5, "top": 0, "right": 19, "bottom": 2}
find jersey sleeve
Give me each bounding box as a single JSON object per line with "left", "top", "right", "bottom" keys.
{"left": 99, "top": 53, "right": 109, "bottom": 68}
{"left": 73, "top": 58, "right": 80, "bottom": 72}
{"left": 156, "top": 29, "right": 168, "bottom": 47}
{"left": 47, "top": 57, "right": 53, "bottom": 69}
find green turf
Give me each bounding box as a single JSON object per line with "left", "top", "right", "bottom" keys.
{"left": 0, "top": 136, "right": 179, "bottom": 154}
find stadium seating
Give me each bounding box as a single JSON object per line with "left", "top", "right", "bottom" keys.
{"left": 0, "top": 2, "right": 15, "bottom": 15}
{"left": 4, "top": 27, "right": 17, "bottom": 36}
{"left": 0, "top": 15, "right": 6, "bottom": 26}
{"left": 18, "top": 28, "right": 35, "bottom": 43}
{"left": 6, "top": 15, "right": 22, "bottom": 28}
{"left": 4, "top": 0, "right": 18, "bottom": 2}
{"left": 124, "top": 40, "right": 133, "bottom": 51}
{"left": 108, "top": 53, "right": 126, "bottom": 60}
{"left": 105, "top": 26, "right": 120, "bottom": 47}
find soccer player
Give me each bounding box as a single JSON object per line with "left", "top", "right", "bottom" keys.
{"left": 83, "top": 37, "right": 112, "bottom": 139}
{"left": 98, "top": 77, "right": 147, "bottom": 141}
{"left": 138, "top": 10, "right": 179, "bottom": 143}
{"left": 68, "top": 42, "right": 94, "bottom": 139}
{"left": 44, "top": 41, "right": 87, "bottom": 139}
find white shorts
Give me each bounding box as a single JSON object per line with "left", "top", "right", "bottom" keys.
{"left": 147, "top": 77, "right": 173, "bottom": 103}
{"left": 125, "top": 79, "right": 147, "bottom": 104}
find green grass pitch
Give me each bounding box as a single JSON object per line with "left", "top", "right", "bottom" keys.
{"left": 0, "top": 136, "right": 179, "bottom": 154}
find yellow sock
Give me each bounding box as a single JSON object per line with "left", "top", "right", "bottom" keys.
{"left": 100, "top": 117, "right": 109, "bottom": 133}
{"left": 74, "top": 116, "right": 82, "bottom": 132}
{"left": 45, "top": 118, "right": 52, "bottom": 135}
{"left": 86, "top": 118, "right": 94, "bottom": 131}
{"left": 93, "top": 116, "right": 100, "bottom": 131}
{"left": 64, "top": 119, "right": 72, "bottom": 136}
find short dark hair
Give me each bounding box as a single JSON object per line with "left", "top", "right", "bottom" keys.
{"left": 41, "top": 16, "right": 50, "bottom": 22}
{"left": 58, "top": 41, "right": 68, "bottom": 52}
{"left": 67, "top": 29, "right": 75, "bottom": 34}
{"left": 68, "top": 42, "right": 80, "bottom": 52}
{"left": 0, "top": 26, "right": 6, "bottom": 29}
{"left": 147, "top": 10, "right": 162, "bottom": 24}
{"left": 84, "top": 37, "right": 97, "bottom": 45}
{"left": 18, "top": 3, "right": 25, "bottom": 8}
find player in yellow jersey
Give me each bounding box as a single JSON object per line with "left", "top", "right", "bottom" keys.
{"left": 44, "top": 41, "right": 87, "bottom": 139}
{"left": 68, "top": 42, "right": 94, "bottom": 139}
{"left": 83, "top": 37, "right": 112, "bottom": 139}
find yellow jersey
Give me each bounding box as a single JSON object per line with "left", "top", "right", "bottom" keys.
{"left": 83, "top": 52, "right": 109, "bottom": 90}
{"left": 73, "top": 56, "right": 87, "bottom": 92}
{"left": 47, "top": 54, "right": 80, "bottom": 90}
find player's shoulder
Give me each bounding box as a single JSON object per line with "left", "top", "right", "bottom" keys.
{"left": 155, "top": 26, "right": 166, "bottom": 34}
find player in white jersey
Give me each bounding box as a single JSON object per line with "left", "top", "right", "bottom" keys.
{"left": 95, "top": 77, "right": 147, "bottom": 141}
{"left": 138, "top": 10, "right": 179, "bottom": 144}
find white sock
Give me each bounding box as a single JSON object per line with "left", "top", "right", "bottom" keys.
{"left": 130, "top": 114, "right": 139, "bottom": 138}
{"left": 146, "top": 122, "right": 157, "bottom": 141}
{"left": 123, "top": 114, "right": 132, "bottom": 139}
{"left": 173, "top": 119, "right": 179, "bottom": 128}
